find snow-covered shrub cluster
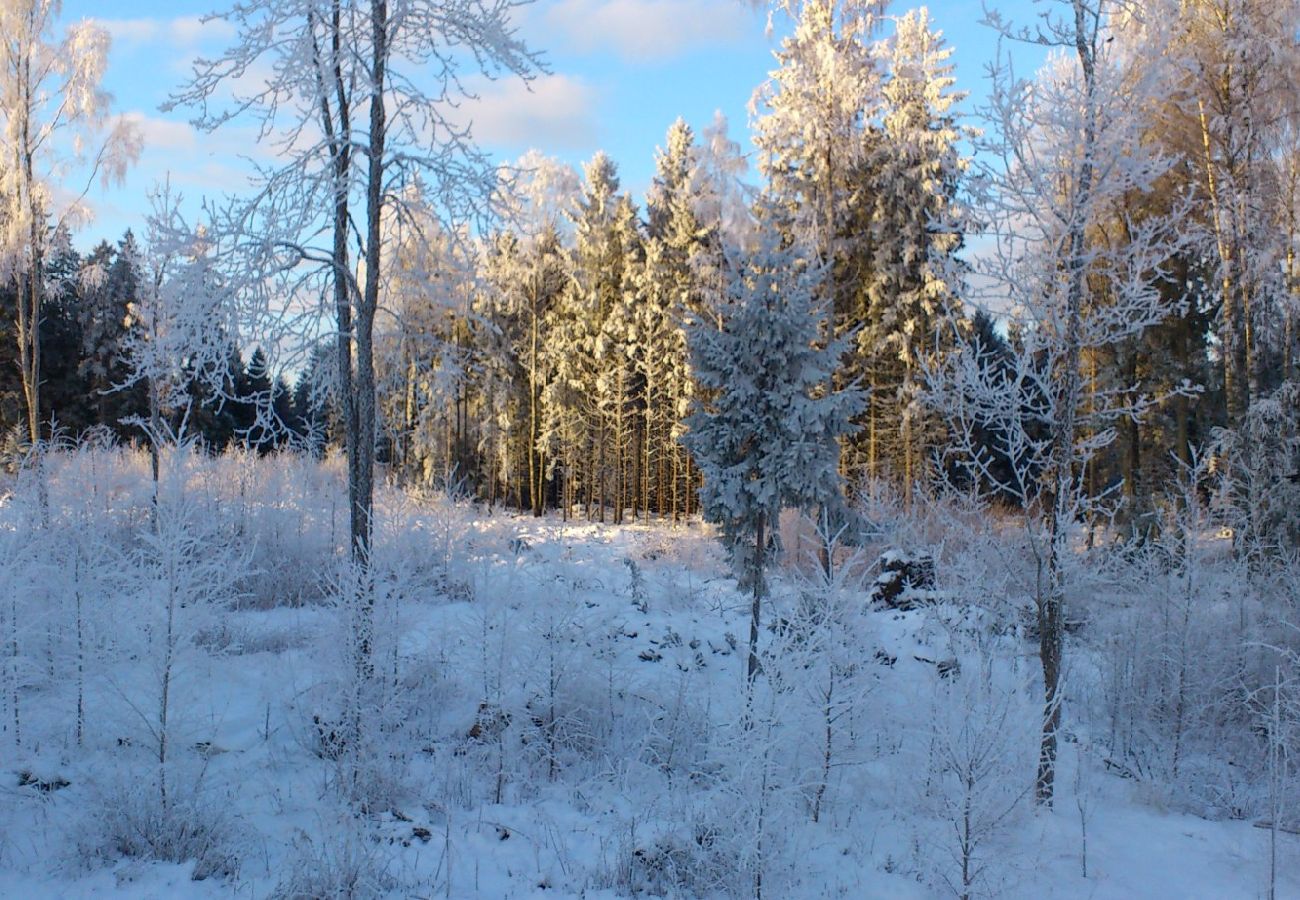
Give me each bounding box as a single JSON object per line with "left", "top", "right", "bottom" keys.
{"left": 0, "top": 444, "right": 1297, "bottom": 898}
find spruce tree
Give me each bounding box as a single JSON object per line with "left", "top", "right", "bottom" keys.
{"left": 859, "top": 8, "right": 967, "bottom": 490}
{"left": 640, "top": 119, "right": 721, "bottom": 519}
{"left": 685, "top": 229, "right": 863, "bottom": 685}
{"left": 752, "top": 0, "right": 882, "bottom": 335}
{"left": 543, "top": 153, "right": 632, "bottom": 520}
{"left": 596, "top": 195, "right": 644, "bottom": 524}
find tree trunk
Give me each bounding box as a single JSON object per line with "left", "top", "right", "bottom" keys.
{"left": 529, "top": 301, "right": 543, "bottom": 517}
{"left": 748, "top": 511, "right": 766, "bottom": 687}
{"left": 1035, "top": 0, "right": 1098, "bottom": 807}
{"left": 309, "top": 0, "right": 358, "bottom": 556}
{"left": 16, "top": 266, "right": 41, "bottom": 447}
{"left": 1197, "top": 96, "right": 1249, "bottom": 429}
{"left": 16, "top": 55, "right": 43, "bottom": 448}
{"left": 352, "top": 0, "right": 388, "bottom": 671}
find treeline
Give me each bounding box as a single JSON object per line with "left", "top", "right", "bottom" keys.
{"left": 377, "top": 133, "right": 726, "bottom": 520}
{"left": 0, "top": 230, "right": 314, "bottom": 456}
{"left": 366, "top": 0, "right": 1298, "bottom": 532}
{"left": 8, "top": 0, "right": 1300, "bottom": 537}
{"left": 368, "top": 7, "right": 976, "bottom": 519}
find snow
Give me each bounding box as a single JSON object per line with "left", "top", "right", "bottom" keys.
{"left": 0, "top": 451, "right": 1294, "bottom": 898}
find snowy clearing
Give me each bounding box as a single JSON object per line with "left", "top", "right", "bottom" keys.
{"left": 0, "top": 449, "right": 1293, "bottom": 899}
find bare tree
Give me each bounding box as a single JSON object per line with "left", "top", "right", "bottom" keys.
{"left": 166, "top": 0, "right": 541, "bottom": 671}
{"left": 929, "top": 0, "right": 1192, "bottom": 803}
{"left": 0, "top": 0, "right": 139, "bottom": 445}
{"left": 118, "top": 182, "right": 240, "bottom": 508}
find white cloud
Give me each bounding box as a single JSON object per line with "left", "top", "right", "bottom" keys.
{"left": 121, "top": 112, "right": 196, "bottom": 152}
{"left": 93, "top": 15, "right": 235, "bottom": 49}
{"left": 120, "top": 110, "right": 269, "bottom": 162}
{"left": 543, "top": 0, "right": 750, "bottom": 62}
{"left": 96, "top": 17, "right": 159, "bottom": 44}
{"left": 168, "top": 16, "right": 235, "bottom": 45}
{"left": 462, "top": 74, "right": 598, "bottom": 150}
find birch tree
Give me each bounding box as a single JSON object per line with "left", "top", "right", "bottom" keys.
{"left": 118, "top": 184, "right": 241, "bottom": 503}
{"left": 373, "top": 185, "right": 476, "bottom": 487}
{"left": 0, "top": 0, "right": 139, "bottom": 446}
{"left": 1172, "top": 0, "right": 1299, "bottom": 428}
{"left": 495, "top": 150, "right": 581, "bottom": 248}
{"left": 170, "top": 0, "right": 539, "bottom": 568}
{"left": 168, "top": 0, "right": 540, "bottom": 703}
{"left": 694, "top": 111, "right": 756, "bottom": 252}
{"left": 929, "top": 0, "right": 1190, "bottom": 803}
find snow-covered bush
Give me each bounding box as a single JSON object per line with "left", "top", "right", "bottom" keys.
{"left": 305, "top": 562, "right": 418, "bottom": 815}
{"left": 271, "top": 811, "right": 398, "bottom": 899}
{"left": 78, "top": 766, "right": 242, "bottom": 882}
{"left": 1214, "top": 382, "right": 1300, "bottom": 562}
{"left": 1086, "top": 454, "right": 1300, "bottom": 827}
{"left": 911, "top": 652, "right": 1034, "bottom": 900}
{"left": 61, "top": 444, "right": 251, "bottom": 883}
{"left": 620, "top": 806, "right": 745, "bottom": 898}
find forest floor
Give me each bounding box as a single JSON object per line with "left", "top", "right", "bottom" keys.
{"left": 0, "top": 491, "right": 1294, "bottom": 898}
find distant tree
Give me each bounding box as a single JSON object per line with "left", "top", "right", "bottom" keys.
{"left": 494, "top": 150, "right": 581, "bottom": 247}
{"left": 120, "top": 185, "right": 239, "bottom": 499}
{"left": 36, "top": 229, "right": 91, "bottom": 436}
{"left": 292, "top": 343, "right": 340, "bottom": 457}
{"left": 693, "top": 111, "right": 756, "bottom": 252}
{"left": 78, "top": 232, "right": 148, "bottom": 438}
{"left": 237, "top": 348, "right": 280, "bottom": 451}
{"left": 372, "top": 187, "right": 478, "bottom": 488}
{"left": 640, "top": 119, "right": 722, "bottom": 520}
{"left": 478, "top": 225, "right": 568, "bottom": 513}
{"left": 541, "top": 153, "right": 632, "bottom": 520}
{"left": 859, "top": 7, "right": 967, "bottom": 491}
{"left": 0, "top": 0, "right": 138, "bottom": 445}
{"left": 1168, "top": 0, "right": 1299, "bottom": 428}
{"left": 943, "top": 310, "right": 1045, "bottom": 502}
{"left": 752, "top": 0, "right": 881, "bottom": 338}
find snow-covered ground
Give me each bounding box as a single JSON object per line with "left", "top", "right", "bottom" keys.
{"left": 0, "top": 452, "right": 1294, "bottom": 898}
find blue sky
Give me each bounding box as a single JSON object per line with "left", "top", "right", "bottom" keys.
{"left": 61, "top": 0, "right": 1039, "bottom": 247}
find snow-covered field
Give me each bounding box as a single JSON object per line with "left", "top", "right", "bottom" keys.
{"left": 0, "top": 448, "right": 1294, "bottom": 898}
